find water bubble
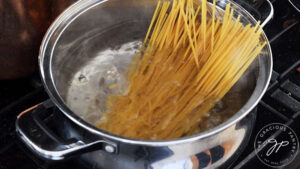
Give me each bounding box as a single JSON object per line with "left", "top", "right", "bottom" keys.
{"left": 99, "top": 77, "right": 105, "bottom": 88}
{"left": 134, "top": 44, "right": 140, "bottom": 50}
{"left": 112, "top": 45, "right": 121, "bottom": 50}
{"left": 78, "top": 74, "right": 88, "bottom": 83}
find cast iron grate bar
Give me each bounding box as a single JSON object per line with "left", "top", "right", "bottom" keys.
{"left": 279, "top": 60, "right": 300, "bottom": 79}
{"left": 259, "top": 101, "right": 289, "bottom": 121}
{"left": 271, "top": 89, "right": 300, "bottom": 112}
{"left": 281, "top": 80, "right": 300, "bottom": 100}
{"left": 271, "top": 70, "right": 279, "bottom": 83}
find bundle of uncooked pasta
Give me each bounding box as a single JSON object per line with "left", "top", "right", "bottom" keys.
{"left": 97, "top": 0, "right": 265, "bottom": 140}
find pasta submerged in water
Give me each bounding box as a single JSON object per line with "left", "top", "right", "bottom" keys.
{"left": 97, "top": 0, "right": 266, "bottom": 140}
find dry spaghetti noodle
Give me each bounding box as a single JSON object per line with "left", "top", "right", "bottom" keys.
{"left": 97, "top": 0, "right": 266, "bottom": 140}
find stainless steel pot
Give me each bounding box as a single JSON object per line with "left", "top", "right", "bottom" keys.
{"left": 16, "top": 0, "right": 273, "bottom": 168}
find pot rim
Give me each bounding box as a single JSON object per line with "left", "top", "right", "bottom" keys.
{"left": 39, "top": 0, "right": 273, "bottom": 146}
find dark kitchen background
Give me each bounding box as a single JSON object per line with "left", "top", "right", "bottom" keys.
{"left": 0, "top": 0, "right": 299, "bottom": 168}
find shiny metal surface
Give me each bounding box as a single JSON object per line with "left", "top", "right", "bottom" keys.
{"left": 16, "top": 101, "right": 118, "bottom": 160}
{"left": 16, "top": 101, "right": 256, "bottom": 168}
{"left": 17, "top": 0, "right": 273, "bottom": 168}
{"left": 289, "top": 0, "right": 300, "bottom": 13}
{"left": 0, "top": 0, "right": 76, "bottom": 79}
{"left": 80, "top": 112, "right": 257, "bottom": 169}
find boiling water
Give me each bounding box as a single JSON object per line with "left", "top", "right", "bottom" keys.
{"left": 65, "top": 22, "right": 256, "bottom": 136}
{"left": 66, "top": 40, "right": 141, "bottom": 125}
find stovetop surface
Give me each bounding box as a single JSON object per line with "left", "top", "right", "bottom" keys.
{"left": 0, "top": 0, "right": 299, "bottom": 168}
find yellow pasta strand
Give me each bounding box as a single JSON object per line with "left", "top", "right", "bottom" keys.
{"left": 97, "top": 0, "right": 266, "bottom": 140}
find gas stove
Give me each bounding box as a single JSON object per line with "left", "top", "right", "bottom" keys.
{"left": 0, "top": 0, "right": 299, "bottom": 168}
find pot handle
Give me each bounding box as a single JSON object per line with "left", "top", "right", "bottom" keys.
{"left": 289, "top": 0, "right": 300, "bottom": 13}
{"left": 16, "top": 100, "right": 118, "bottom": 160}
{"left": 260, "top": 0, "right": 274, "bottom": 27}
{"left": 220, "top": 0, "right": 274, "bottom": 27}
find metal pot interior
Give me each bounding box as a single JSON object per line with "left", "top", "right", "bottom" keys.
{"left": 48, "top": 0, "right": 268, "bottom": 138}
